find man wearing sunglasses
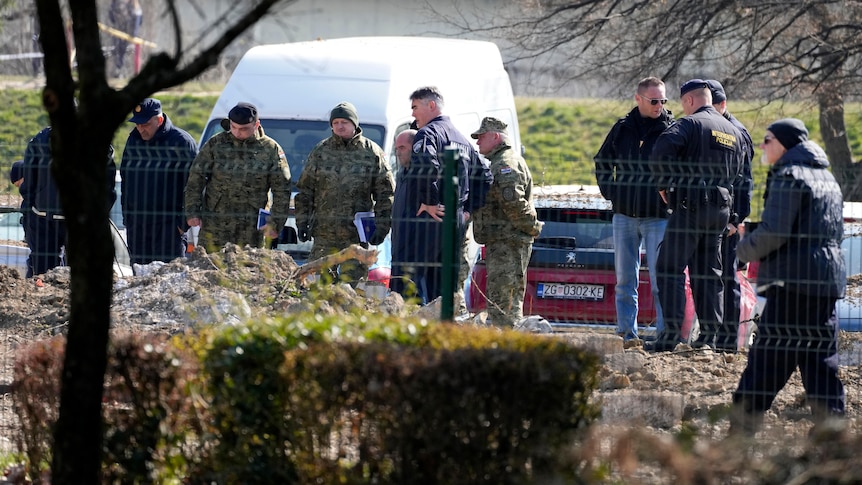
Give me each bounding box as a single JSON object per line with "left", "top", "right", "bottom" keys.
{"left": 594, "top": 77, "right": 674, "bottom": 346}
{"left": 647, "top": 79, "right": 746, "bottom": 353}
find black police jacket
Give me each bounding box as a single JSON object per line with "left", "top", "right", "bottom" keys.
{"left": 120, "top": 114, "right": 198, "bottom": 228}
{"left": 650, "top": 105, "right": 744, "bottom": 210}
{"left": 22, "top": 127, "right": 117, "bottom": 216}
{"left": 411, "top": 115, "right": 491, "bottom": 216}
{"left": 594, "top": 106, "right": 673, "bottom": 218}
{"left": 725, "top": 111, "right": 754, "bottom": 223}
{"left": 737, "top": 141, "right": 846, "bottom": 298}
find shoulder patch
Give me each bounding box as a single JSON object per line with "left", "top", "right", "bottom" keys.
{"left": 413, "top": 140, "right": 423, "bottom": 153}
{"left": 500, "top": 167, "right": 513, "bottom": 174}
{"left": 502, "top": 187, "right": 516, "bottom": 201}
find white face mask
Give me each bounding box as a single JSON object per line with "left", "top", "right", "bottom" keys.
{"left": 760, "top": 151, "right": 771, "bottom": 166}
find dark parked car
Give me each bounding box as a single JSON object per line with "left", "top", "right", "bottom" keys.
{"left": 468, "top": 185, "right": 758, "bottom": 348}
{"left": 468, "top": 185, "right": 655, "bottom": 327}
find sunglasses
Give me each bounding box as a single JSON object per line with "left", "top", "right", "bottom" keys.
{"left": 641, "top": 96, "right": 668, "bottom": 106}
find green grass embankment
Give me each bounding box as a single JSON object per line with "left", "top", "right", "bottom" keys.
{"left": 517, "top": 97, "right": 862, "bottom": 214}
{"left": 2, "top": 88, "right": 861, "bottom": 216}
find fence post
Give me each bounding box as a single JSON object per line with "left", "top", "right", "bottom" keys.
{"left": 440, "top": 146, "right": 460, "bottom": 321}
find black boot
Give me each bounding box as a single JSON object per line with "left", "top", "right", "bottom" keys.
{"left": 809, "top": 400, "right": 847, "bottom": 439}
{"left": 644, "top": 331, "right": 679, "bottom": 352}
{"left": 727, "top": 402, "right": 763, "bottom": 438}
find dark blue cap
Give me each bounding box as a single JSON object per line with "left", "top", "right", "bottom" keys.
{"left": 10, "top": 160, "right": 23, "bottom": 183}
{"left": 706, "top": 80, "right": 726, "bottom": 103}
{"left": 129, "top": 98, "right": 162, "bottom": 124}
{"left": 679, "top": 79, "right": 709, "bottom": 97}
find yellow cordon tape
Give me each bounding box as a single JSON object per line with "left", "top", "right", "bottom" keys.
{"left": 97, "top": 22, "right": 157, "bottom": 48}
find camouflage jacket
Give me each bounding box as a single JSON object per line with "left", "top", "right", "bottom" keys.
{"left": 472, "top": 140, "right": 541, "bottom": 244}
{"left": 294, "top": 128, "right": 394, "bottom": 242}
{"left": 184, "top": 126, "right": 292, "bottom": 233}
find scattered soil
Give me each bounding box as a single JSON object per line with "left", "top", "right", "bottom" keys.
{"left": 0, "top": 242, "right": 860, "bottom": 482}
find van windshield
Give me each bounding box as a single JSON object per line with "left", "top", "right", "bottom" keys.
{"left": 201, "top": 119, "right": 386, "bottom": 189}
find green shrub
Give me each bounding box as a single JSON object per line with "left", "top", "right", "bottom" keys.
{"left": 10, "top": 336, "right": 64, "bottom": 482}
{"left": 11, "top": 332, "right": 204, "bottom": 484}
{"left": 192, "top": 312, "right": 601, "bottom": 484}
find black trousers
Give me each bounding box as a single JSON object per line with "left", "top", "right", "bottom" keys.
{"left": 733, "top": 288, "right": 844, "bottom": 415}
{"left": 718, "top": 230, "right": 741, "bottom": 349}
{"left": 26, "top": 215, "right": 66, "bottom": 277}
{"left": 655, "top": 203, "right": 729, "bottom": 345}
{"left": 127, "top": 221, "right": 184, "bottom": 265}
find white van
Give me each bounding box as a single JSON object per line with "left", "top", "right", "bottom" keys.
{"left": 200, "top": 36, "right": 521, "bottom": 266}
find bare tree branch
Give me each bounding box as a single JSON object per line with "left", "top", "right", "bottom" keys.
{"left": 429, "top": 0, "right": 862, "bottom": 197}
{"left": 31, "top": 2, "right": 298, "bottom": 483}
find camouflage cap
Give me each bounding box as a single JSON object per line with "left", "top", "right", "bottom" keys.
{"left": 470, "top": 117, "right": 507, "bottom": 139}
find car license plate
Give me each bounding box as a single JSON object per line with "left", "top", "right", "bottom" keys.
{"left": 537, "top": 283, "right": 604, "bottom": 300}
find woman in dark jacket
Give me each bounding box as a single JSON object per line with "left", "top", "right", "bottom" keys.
{"left": 730, "top": 118, "right": 846, "bottom": 435}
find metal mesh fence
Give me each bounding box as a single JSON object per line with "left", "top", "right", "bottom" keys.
{"left": 0, "top": 137, "right": 860, "bottom": 467}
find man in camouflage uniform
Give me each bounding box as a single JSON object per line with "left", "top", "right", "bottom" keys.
{"left": 294, "top": 102, "right": 395, "bottom": 284}
{"left": 184, "top": 102, "right": 292, "bottom": 250}
{"left": 470, "top": 117, "right": 542, "bottom": 327}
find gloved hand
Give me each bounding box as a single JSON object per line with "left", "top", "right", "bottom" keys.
{"left": 529, "top": 221, "right": 544, "bottom": 238}
{"left": 297, "top": 225, "right": 310, "bottom": 243}
{"left": 368, "top": 228, "right": 388, "bottom": 246}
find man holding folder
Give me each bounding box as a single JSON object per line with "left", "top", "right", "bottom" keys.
{"left": 294, "top": 102, "right": 395, "bottom": 284}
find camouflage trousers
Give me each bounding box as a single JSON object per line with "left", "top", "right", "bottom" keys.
{"left": 199, "top": 214, "right": 263, "bottom": 251}
{"left": 455, "top": 233, "right": 471, "bottom": 314}
{"left": 310, "top": 238, "right": 368, "bottom": 285}
{"left": 484, "top": 239, "right": 532, "bottom": 327}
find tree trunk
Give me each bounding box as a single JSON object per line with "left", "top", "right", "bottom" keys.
{"left": 36, "top": 1, "right": 116, "bottom": 483}
{"left": 818, "top": 89, "right": 862, "bottom": 201}
{"left": 49, "top": 126, "right": 116, "bottom": 485}
{"left": 32, "top": 0, "right": 286, "bottom": 482}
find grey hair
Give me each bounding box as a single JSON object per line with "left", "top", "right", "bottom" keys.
{"left": 409, "top": 86, "right": 445, "bottom": 108}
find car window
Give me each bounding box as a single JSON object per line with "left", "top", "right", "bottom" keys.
{"left": 843, "top": 224, "right": 862, "bottom": 276}
{"left": 536, "top": 207, "right": 614, "bottom": 249}
{"left": 530, "top": 207, "right": 615, "bottom": 269}
{"left": 0, "top": 211, "right": 19, "bottom": 227}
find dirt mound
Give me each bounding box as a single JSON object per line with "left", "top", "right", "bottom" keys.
{"left": 0, "top": 242, "right": 861, "bottom": 476}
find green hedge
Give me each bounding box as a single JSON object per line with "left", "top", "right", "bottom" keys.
{"left": 12, "top": 306, "right": 603, "bottom": 483}
{"left": 192, "top": 311, "right": 602, "bottom": 484}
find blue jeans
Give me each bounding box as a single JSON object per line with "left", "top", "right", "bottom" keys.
{"left": 612, "top": 214, "right": 667, "bottom": 340}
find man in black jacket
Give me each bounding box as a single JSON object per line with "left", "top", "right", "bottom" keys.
{"left": 390, "top": 128, "right": 418, "bottom": 296}
{"left": 595, "top": 77, "right": 674, "bottom": 344}
{"left": 707, "top": 80, "right": 754, "bottom": 351}
{"left": 730, "top": 119, "right": 845, "bottom": 434}
{"left": 648, "top": 79, "right": 745, "bottom": 352}
{"left": 406, "top": 86, "right": 492, "bottom": 305}
{"left": 122, "top": 98, "right": 198, "bottom": 264}
{"left": 22, "top": 127, "right": 117, "bottom": 277}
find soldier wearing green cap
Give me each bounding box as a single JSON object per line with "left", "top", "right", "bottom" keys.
{"left": 471, "top": 116, "right": 542, "bottom": 327}
{"left": 294, "top": 101, "right": 394, "bottom": 284}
